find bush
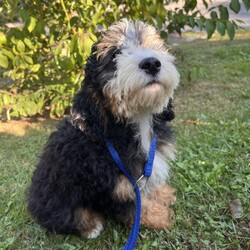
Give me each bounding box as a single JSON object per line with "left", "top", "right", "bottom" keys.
{"left": 0, "top": 0, "right": 249, "bottom": 119}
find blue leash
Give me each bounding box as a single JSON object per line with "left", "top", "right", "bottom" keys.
{"left": 106, "top": 135, "right": 157, "bottom": 250}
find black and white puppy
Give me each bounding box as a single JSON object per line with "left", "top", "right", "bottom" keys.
{"left": 28, "top": 19, "right": 179, "bottom": 239}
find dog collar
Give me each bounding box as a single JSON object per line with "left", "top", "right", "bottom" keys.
{"left": 106, "top": 135, "right": 157, "bottom": 250}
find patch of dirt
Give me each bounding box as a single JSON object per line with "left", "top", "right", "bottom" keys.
{"left": 0, "top": 119, "right": 56, "bottom": 136}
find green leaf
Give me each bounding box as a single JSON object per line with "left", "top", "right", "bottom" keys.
{"left": 219, "top": 5, "right": 229, "bottom": 20}
{"left": 243, "top": 0, "right": 250, "bottom": 10}
{"left": 10, "top": 109, "right": 19, "bottom": 117}
{"left": 210, "top": 11, "right": 218, "bottom": 20}
{"left": 18, "top": 106, "right": 28, "bottom": 117}
{"left": 0, "top": 32, "right": 7, "bottom": 45}
{"left": 157, "top": 4, "right": 166, "bottom": 17}
{"left": 3, "top": 49, "right": 14, "bottom": 60}
{"left": 70, "top": 16, "right": 80, "bottom": 27}
{"left": 19, "top": 9, "right": 29, "bottom": 23}
{"left": 24, "top": 55, "right": 33, "bottom": 65}
{"left": 196, "top": 19, "right": 204, "bottom": 31}
{"left": 19, "top": 57, "right": 28, "bottom": 68}
{"left": 189, "top": 16, "right": 195, "bottom": 28}
{"left": 58, "top": 58, "right": 74, "bottom": 70}
{"left": 12, "top": 46, "right": 20, "bottom": 55}
{"left": 160, "top": 31, "right": 168, "bottom": 40}
{"left": 205, "top": 20, "right": 216, "bottom": 39}
{"left": 149, "top": 3, "right": 158, "bottom": 14}
{"left": 89, "top": 33, "right": 97, "bottom": 42}
{"left": 54, "top": 45, "right": 62, "bottom": 57}
{"left": 26, "top": 100, "right": 37, "bottom": 116}
{"left": 86, "top": 0, "right": 93, "bottom": 5}
{"left": 13, "top": 56, "right": 22, "bottom": 67}
{"left": 50, "top": 96, "right": 61, "bottom": 105}
{"left": 55, "top": 102, "right": 65, "bottom": 117}
{"left": 155, "top": 16, "right": 163, "bottom": 29}
{"left": 27, "top": 17, "right": 37, "bottom": 33}
{"left": 35, "top": 20, "right": 46, "bottom": 34}
{"left": 216, "top": 21, "right": 225, "bottom": 36}
{"left": 82, "top": 35, "right": 93, "bottom": 55}
{"left": 16, "top": 40, "right": 25, "bottom": 53}
{"left": 184, "top": 0, "right": 197, "bottom": 12}
{"left": 0, "top": 99, "right": 3, "bottom": 114}
{"left": 10, "top": 36, "right": 17, "bottom": 44}
{"left": 24, "top": 38, "right": 35, "bottom": 49}
{"left": 230, "top": 0, "right": 241, "bottom": 14}
{"left": 227, "top": 21, "right": 235, "bottom": 40}
{"left": 202, "top": 0, "right": 208, "bottom": 9}
{"left": 30, "top": 64, "right": 40, "bottom": 72}
{"left": 0, "top": 54, "right": 9, "bottom": 68}
{"left": 3, "top": 94, "right": 11, "bottom": 105}
{"left": 70, "top": 35, "right": 78, "bottom": 54}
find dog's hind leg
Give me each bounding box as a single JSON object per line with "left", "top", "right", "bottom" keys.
{"left": 28, "top": 192, "right": 103, "bottom": 238}
{"left": 74, "top": 208, "right": 104, "bottom": 239}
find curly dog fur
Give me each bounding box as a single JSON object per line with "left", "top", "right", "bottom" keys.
{"left": 28, "top": 19, "right": 179, "bottom": 238}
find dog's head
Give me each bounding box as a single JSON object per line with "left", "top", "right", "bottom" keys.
{"left": 81, "top": 19, "right": 179, "bottom": 121}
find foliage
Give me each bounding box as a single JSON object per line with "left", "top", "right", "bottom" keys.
{"left": 0, "top": 0, "right": 249, "bottom": 119}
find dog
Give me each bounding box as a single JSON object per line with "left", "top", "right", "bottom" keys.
{"left": 28, "top": 19, "right": 179, "bottom": 239}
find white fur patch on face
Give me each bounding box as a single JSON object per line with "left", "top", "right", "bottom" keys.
{"left": 116, "top": 47, "right": 178, "bottom": 91}
{"left": 102, "top": 21, "right": 180, "bottom": 119}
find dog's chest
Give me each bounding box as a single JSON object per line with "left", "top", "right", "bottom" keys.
{"left": 107, "top": 119, "right": 171, "bottom": 196}
{"left": 136, "top": 117, "right": 170, "bottom": 195}
{"left": 138, "top": 151, "right": 170, "bottom": 195}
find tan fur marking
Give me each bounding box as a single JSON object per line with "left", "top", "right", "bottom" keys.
{"left": 75, "top": 208, "right": 103, "bottom": 238}
{"left": 140, "top": 32, "right": 165, "bottom": 50}
{"left": 149, "top": 183, "right": 176, "bottom": 206}
{"left": 96, "top": 24, "right": 125, "bottom": 59}
{"left": 113, "top": 175, "right": 135, "bottom": 202}
{"left": 140, "top": 184, "right": 176, "bottom": 229}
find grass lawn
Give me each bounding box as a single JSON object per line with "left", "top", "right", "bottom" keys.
{"left": 0, "top": 31, "right": 250, "bottom": 249}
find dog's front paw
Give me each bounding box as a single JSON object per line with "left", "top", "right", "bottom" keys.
{"left": 75, "top": 208, "right": 104, "bottom": 239}
{"left": 151, "top": 184, "right": 176, "bottom": 207}
{"left": 84, "top": 222, "right": 103, "bottom": 239}
{"left": 141, "top": 197, "right": 174, "bottom": 230}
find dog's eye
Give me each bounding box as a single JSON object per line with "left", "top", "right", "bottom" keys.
{"left": 112, "top": 49, "right": 121, "bottom": 60}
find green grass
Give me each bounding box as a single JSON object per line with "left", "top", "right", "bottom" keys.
{"left": 0, "top": 31, "right": 250, "bottom": 249}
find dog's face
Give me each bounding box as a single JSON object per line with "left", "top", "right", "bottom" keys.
{"left": 88, "top": 19, "right": 179, "bottom": 120}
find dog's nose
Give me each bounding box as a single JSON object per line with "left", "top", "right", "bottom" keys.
{"left": 139, "top": 57, "right": 161, "bottom": 76}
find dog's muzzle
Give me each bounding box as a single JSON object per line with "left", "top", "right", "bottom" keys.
{"left": 139, "top": 57, "right": 161, "bottom": 76}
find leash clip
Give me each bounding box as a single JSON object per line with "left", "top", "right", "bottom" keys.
{"left": 134, "top": 174, "right": 148, "bottom": 190}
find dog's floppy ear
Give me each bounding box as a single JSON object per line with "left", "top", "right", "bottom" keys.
{"left": 155, "top": 98, "right": 175, "bottom": 122}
